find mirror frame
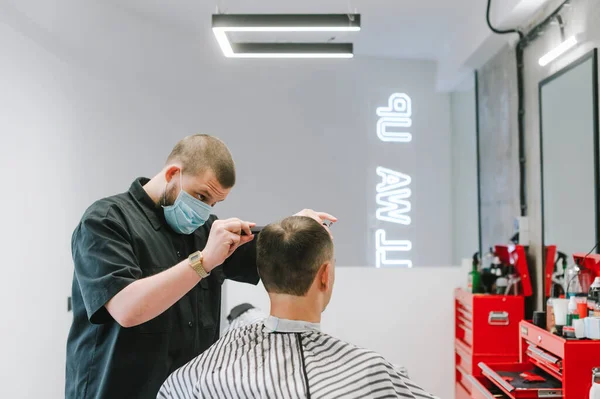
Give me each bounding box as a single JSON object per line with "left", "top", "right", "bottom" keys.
{"left": 539, "top": 48, "right": 600, "bottom": 300}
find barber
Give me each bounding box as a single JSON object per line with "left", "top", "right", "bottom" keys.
{"left": 65, "top": 134, "right": 336, "bottom": 399}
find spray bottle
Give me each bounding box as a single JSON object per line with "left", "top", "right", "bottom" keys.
{"left": 468, "top": 253, "right": 481, "bottom": 294}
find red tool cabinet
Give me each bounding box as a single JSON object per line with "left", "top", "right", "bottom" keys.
{"left": 457, "top": 245, "right": 600, "bottom": 398}
{"left": 454, "top": 288, "right": 525, "bottom": 399}
{"left": 470, "top": 320, "right": 600, "bottom": 399}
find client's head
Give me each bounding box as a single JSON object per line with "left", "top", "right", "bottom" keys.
{"left": 257, "top": 216, "right": 335, "bottom": 316}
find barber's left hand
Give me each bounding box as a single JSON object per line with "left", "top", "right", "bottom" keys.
{"left": 294, "top": 209, "right": 337, "bottom": 226}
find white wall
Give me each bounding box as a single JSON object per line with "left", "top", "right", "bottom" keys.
{"left": 450, "top": 86, "right": 479, "bottom": 265}
{"left": 0, "top": 18, "right": 78, "bottom": 399}
{"left": 0, "top": 2, "right": 455, "bottom": 398}
{"left": 224, "top": 268, "right": 464, "bottom": 399}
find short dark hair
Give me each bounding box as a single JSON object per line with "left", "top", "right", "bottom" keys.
{"left": 257, "top": 216, "right": 334, "bottom": 296}
{"left": 166, "top": 134, "right": 236, "bottom": 188}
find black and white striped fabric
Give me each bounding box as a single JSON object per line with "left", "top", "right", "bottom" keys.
{"left": 158, "top": 317, "right": 437, "bottom": 399}
{"left": 223, "top": 307, "right": 266, "bottom": 336}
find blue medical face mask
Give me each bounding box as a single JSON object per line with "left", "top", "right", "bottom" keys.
{"left": 163, "top": 171, "right": 212, "bottom": 235}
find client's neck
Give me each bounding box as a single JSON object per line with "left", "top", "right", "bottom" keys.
{"left": 269, "top": 293, "right": 322, "bottom": 324}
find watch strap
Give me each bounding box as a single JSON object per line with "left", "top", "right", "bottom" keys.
{"left": 188, "top": 250, "right": 209, "bottom": 278}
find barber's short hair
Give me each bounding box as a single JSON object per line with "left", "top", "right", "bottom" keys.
{"left": 166, "top": 134, "right": 235, "bottom": 188}
{"left": 257, "top": 216, "right": 334, "bottom": 296}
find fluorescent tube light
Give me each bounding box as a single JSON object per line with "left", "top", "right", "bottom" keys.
{"left": 218, "top": 26, "right": 361, "bottom": 32}
{"left": 539, "top": 35, "right": 579, "bottom": 66}
{"left": 229, "top": 52, "right": 353, "bottom": 59}
{"left": 224, "top": 42, "right": 353, "bottom": 59}
{"left": 212, "top": 14, "right": 360, "bottom": 59}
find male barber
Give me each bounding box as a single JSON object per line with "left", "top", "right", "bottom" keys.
{"left": 65, "top": 134, "right": 336, "bottom": 399}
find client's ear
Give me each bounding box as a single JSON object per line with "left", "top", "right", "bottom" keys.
{"left": 319, "top": 262, "right": 332, "bottom": 291}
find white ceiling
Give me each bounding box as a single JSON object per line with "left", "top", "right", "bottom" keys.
{"left": 1, "top": 0, "right": 551, "bottom": 90}
{"left": 114, "top": 0, "right": 473, "bottom": 61}
{"left": 113, "top": 0, "right": 552, "bottom": 89}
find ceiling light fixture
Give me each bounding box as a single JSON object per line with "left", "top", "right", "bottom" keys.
{"left": 538, "top": 35, "right": 579, "bottom": 66}
{"left": 212, "top": 14, "right": 360, "bottom": 59}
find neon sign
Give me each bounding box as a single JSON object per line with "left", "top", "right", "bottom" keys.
{"left": 375, "top": 93, "right": 413, "bottom": 268}
{"left": 376, "top": 167, "right": 411, "bottom": 225}
{"left": 375, "top": 93, "right": 412, "bottom": 142}
{"left": 376, "top": 229, "right": 412, "bottom": 268}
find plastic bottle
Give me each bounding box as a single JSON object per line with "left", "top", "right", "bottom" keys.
{"left": 567, "top": 296, "right": 579, "bottom": 327}
{"left": 546, "top": 297, "right": 555, "bottom": 332}
{"left": 565, "top": 263, "right": 584, "bottom": 298}
{"left": 589, "top": 277, "right": 600, "bottom": 317}
{"left": 590, "top": 368, "right": 600, "bottom": 399}
{"left": 546, "top": 285, "right": 561, "bottom": 333}
{"left": 495, "top": 277, "right": 508, "bottom": 295}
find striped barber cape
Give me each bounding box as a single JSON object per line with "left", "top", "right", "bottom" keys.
{"left": 158, "top": 316, "right": 437, "bottom": 399}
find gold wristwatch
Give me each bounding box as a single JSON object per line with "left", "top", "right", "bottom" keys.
{"left": 188, "top": 251, "right": 210, "bottom": 278}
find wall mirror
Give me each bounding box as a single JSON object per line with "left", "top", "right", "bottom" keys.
{"left": 540, "top": 49, "right": 599, "bottom": 296}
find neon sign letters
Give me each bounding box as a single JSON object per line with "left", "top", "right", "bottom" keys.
{"left": 375, "top": 93, "right": 412, "bottom": 143}
{"left": 375, "top": 93, "right": 413, "bottom": 268}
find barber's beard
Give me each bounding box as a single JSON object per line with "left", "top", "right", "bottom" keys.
{"left": 160, "top": 184, "right": 178, "bottom": 207}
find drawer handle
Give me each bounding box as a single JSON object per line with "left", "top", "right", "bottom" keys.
{"left": 479, "top": 362, "right": 514, "bottom": 392}
{"left": 488, "top": 311, "right": 509, "bottom": 326}
{"left": 465, "top": 375, "right": 495, "bottom": 399}
{"left": 537, "top": 389, "right": 563, "bottom": 398}
{"left": 527, "top": 344, "right": 560, "bottom": 364}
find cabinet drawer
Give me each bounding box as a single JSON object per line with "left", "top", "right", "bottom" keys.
{"left": 457, "top": 313, "right": 473, "bottom": 330}
{"left": 456, "top": 365, "right": 471, "bottom": 394}
{"left": 478, "top": 362, "right": 562, "bottom": 398}
{"left": 457, "top": 301, "right": 473, "bottom": 322}
{"left": 519, "top": 321, "right": 564, "bottom": 359}
{"left": 456, "top": 321, "right": 473, "bottom": 347}
{"left": 455, "top": 288, "right": 474, "bottom": 309}
{"left": 467, "top": 375, "right": 508, "bottom": 399}
{"left": 469, "top": 299, "right": 523, "bottom": 355}
{"left": 455, "top": 382, "right": 470, "bottom": 399}
{"left": 455, "top": 341, "right": 472, "bottom": 375}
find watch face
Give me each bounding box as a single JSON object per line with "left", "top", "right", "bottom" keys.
{"left": 190, "top": 253, "right": 200, "bottom": 263}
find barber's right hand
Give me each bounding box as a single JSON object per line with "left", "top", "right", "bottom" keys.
{"left": 202, "top": 218, "right": 255, "bottom": 272}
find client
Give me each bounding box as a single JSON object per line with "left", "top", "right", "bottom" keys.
{"left": 158, "top": 216, "right": 437, "bottom": 399}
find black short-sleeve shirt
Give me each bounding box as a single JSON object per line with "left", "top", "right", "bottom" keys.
{"left": 65, "top": 178, "right": 259, "bottom": 399}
